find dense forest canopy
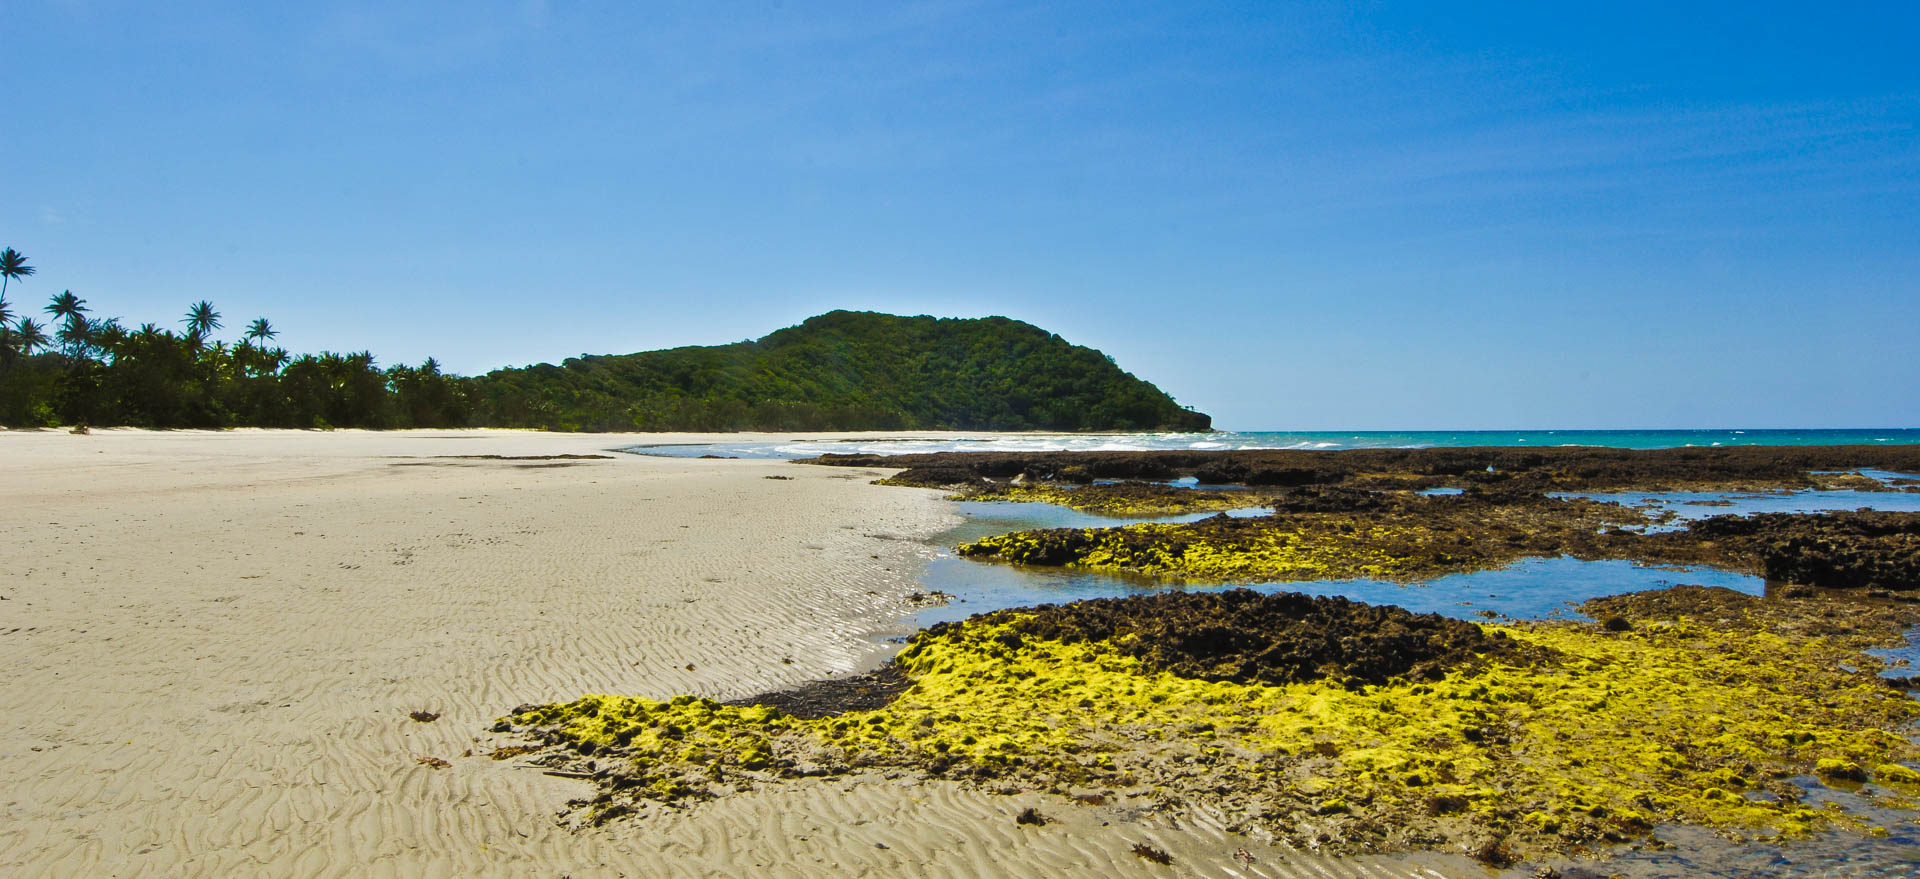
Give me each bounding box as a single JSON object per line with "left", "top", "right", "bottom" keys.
{"left": 468, "top": 311, "right": 1211, "bottom": 432}
{"left": 0, "top": 249, "right": 1210, "bottom": 432}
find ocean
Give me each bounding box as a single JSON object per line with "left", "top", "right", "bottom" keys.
{"left": 625, "top": 428, "right": 1920, "bottom": 459}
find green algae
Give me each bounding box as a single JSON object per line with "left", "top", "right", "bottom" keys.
{"left": 504, "top": 605, "right": 1920, "bottom": 859}
{"left": 958, "top": 519, "right": 1472, "bottom": 581}
{"left": 961, "top": 483, "right": 1259, "bottom": 516}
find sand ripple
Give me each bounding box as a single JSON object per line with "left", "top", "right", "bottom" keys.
{"left": 0, "top": 429, "right": 1479, "bottom": 877}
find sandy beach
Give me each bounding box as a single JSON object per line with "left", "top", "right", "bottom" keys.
{"left": 0, "top": 429, "right": 1475, "bottom": 878}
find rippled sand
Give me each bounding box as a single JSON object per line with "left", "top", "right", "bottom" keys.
{"left": 0, "top": 428, "right": 1481, "bottom": 878}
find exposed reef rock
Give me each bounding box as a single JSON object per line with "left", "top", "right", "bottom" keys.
{"left": 928, "top": 589, "right": 1545, "bottom": 687}
{"left": 959, "top": 482, "right": 1257, "bottom": 516}
{"left": 495, "top": 446, "right": 1920, "bottom": 863}
{"left": 1583, "top": 583, "right": 1920, "bottom": 643}
{"left": 861, "top": 445, "right": 1920, "bottom": 592}
{"left": 1683, "top": 512, "right": 1920, "bottom": 592}
{"left": 500, "top": 590, "right": 1920, "bottom": 862}
{"left": 819, "top": 444, "right": 1920, "bottom": 494}
{"left": 722, "top": 665, "right": 911, "bottom": 720}
{"left": 955, "top": 491, "right": 1653, "bottom": 583}
{"left": 961, "top": 500, "right": 1920, "bottom": 593}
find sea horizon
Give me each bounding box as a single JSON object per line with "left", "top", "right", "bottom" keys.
{"left": 627, "top": 427, "right": 1920, "bottom": 459}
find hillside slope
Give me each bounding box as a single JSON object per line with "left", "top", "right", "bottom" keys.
{"left": 468, "top": 311, "right": 1212, "bottom": 432}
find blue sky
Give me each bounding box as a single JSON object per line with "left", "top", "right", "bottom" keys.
{"left": 5, "top": 1, "right": 1916, "bottom": 429}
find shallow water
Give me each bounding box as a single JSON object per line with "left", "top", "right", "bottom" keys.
{"left": 1867, "top": 628, "right": 1920, "bottom": 681}
{"left": 912, "top": 553, "right": 1763, "bottom": 628}
{"left": 900, "top": 493, "right": 1920, "bottom": 870}
{"left": 622, "top": 428, "right": 1920, "bottom": 459}
{"left": 1577, "top": 801, "right": 1920, "bottom": 878}
{"left": 913, "top": 501, "right": 1763, "bottom": 628}
{"left": 943, "top": 499, "right": 1270, "bottom": 538}
{"left": 1552, "top": 480, "right": 1920, "bottom": 532}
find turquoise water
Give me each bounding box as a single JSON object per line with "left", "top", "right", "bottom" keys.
{"left": 626, "top": 428, "right": 1920, "bottom": 459}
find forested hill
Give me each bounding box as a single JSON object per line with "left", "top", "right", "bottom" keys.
{"left": 468, "top": 311, "right": 1212, "bottom": 432}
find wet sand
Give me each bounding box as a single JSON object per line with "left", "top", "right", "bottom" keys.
{"left": 0, "top": 429, "right": 1478, "bottom": 878}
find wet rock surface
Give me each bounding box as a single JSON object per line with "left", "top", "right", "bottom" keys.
{"left": 1682, "top": 512, "right": 1920, "bottom": 592}
{"left": 964, "top": 482, "right": 1256, "bottom": 515}
{"left": 945, "top": 479, "right": 1920, "bottom": 593}
{"left": 497, "top": 445, "right": 1920, "bottom": 865}
{"left": 816, "top": 444, "right": 1920, "bottom": 494}
{"left": 1583, "top": 583, "right": 1920, "bottom": 646}
{"left": 502, "top": 587, "right": 1920, "bottom": 864}
{"left": 723, "top": 665, "right": 911, "bottom": 720}
{"left": 935, "top": 589, "right": 1546, "bottom": 687}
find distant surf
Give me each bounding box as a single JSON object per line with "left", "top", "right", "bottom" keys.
{"left": 624, "top": 428, "right": 1920, "bottom": 459}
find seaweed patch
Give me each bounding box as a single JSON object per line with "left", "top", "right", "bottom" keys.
{"left": 961, "top": 483, "right": 1259, "bottom": 516}
{"left": 498, "top": 590, "right": 1920, "bottom": 861}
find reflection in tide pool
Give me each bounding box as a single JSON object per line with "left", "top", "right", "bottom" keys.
{"left": 919, "top": 500, "right": 1763, "bottom": 627}
{"left": 1552, "top": 481, "right": 1920, "bottom": 532}
{"left": 912, "top": 554, "right": 1764, "bottom": 628}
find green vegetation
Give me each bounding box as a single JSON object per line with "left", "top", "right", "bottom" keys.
{"left": 0, "top": 249, "right": 470, "bottom": 428}
{"left": 466, "top": 310, "right": 1211, "bottom": 432}
{"left": 504, "top": 599, "right": 1920, "bottom": 859}
{"left": 0, "top": 248, "right": 1209, "bottom": 432}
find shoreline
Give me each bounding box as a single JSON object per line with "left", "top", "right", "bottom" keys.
{"left": 18, "top": 430, "right": 1910, "bottom": 875}
{"left": 0, "top": 429, "right": 1486, "bottom": 877}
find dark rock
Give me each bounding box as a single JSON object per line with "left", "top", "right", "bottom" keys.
{"left": 925, "top": 590, "right": 1551, "bottom": 687}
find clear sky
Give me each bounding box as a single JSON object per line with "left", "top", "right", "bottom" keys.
{"left": 5, "top": 1, "right": 1916, "bottom": 430}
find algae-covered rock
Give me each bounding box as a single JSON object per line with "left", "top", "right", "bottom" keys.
{"left": 930, "top": 589, "right": 1542, "bottom": 686}
{"left": 502, "top": 590, "right": 1920, "bottom": 862}
{"left": 1816, "top": 757, "right": 1868, "bottom": 782}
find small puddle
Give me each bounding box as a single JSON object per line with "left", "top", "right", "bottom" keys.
{"left": 1867, "top": 627, "right": 1920, "bottom": 683}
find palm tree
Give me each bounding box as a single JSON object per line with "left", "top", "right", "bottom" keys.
{"left": 45, "top": 290, "right": 86, "bottom": 324}
{"left": 0, "top": 248, "right": 32, "bottom": 301}
{"left": 45, "top": 292, "right": 89, "bottom": 357}
{"left": 184, "top": 300, "right": 222, "bottom": 338}
{"left": 91, "top": 318, "right": 127, "bottom": 353}
{"left": 244, "top": 317, "right": 277, "bottom": 344}
{"left": 15, "top": 318, "right": 49, "bottom": 355}
{"left": 56, "top": 314, "right": 93, "bottom": 358}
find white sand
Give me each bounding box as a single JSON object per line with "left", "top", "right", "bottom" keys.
{"left": 0, "top": 429, "right": 1476, "bottom": 877}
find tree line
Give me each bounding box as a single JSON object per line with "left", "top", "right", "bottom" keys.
{"left": 1, "top": 248, "right": 1212, "bottom": 433}
{"left": 0, "top": 248, "right": 470, "bottom": 428}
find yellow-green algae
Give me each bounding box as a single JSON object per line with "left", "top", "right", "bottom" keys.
{"left": 960, "top": 520, "right": 1454, "bottom": 581}
{"left": 507, "top": 614, "right": 1920, "bottom": 857}
{"left": 962, "top": 484, "right": 1259, "bottom": 516}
